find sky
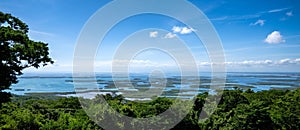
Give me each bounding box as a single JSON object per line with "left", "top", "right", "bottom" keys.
{"left": 1, "top": 0, "right": 300, "bottom": 73}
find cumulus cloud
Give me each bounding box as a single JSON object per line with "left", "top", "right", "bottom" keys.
{"left": 264, "top": 31, "right": 285, "bottom": 44}
{"left": 149, "top": 31, "right": 158, "bottom": 38}
{"left": 181, "top": 27, "right": 195, "bottom": 34}
{"left": 250, "top": 19, "right": 265, "bottom": 26}
{"left": 172, "top": 26, "right": 195, "bottom": 34}
{"left": 172, "top": 26, "right": 182, "bottom": 33}
{"left": 164, "top": 33, "right": 176, "bottom": 39}
{"left": 286, "top": 11, "right": 293, "bottom": 16}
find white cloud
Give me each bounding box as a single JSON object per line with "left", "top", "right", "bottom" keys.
{"left": 122, "top": 59, "right": 300, "bottom": 67}
{"left": 279, "top": 58, "right": 291, "bottom": 64}
{"left": 268, "top": 7, "right": 290, "bottom": 13}
{"left": 107, "top": 59, "right": 177, "bottom": 68}
{"left": 197, "top": 61, "right": 211, "bottom": 66}
{"left": 172, "top": 26, "right": 195, "bottom": 34}
{"left": 264, "top": 31, "right": 285, "bottom": 44}
{"left": 196, "top": 58, "right": 299, "bottom": 67}
{"left": 276, "top": 58, "right": 300, "bottom": 64}
{"left": 164, "top": 33, "right": 176, "bottom": 39}
{"left": 264, "top": 60, "right": 273, "bottom": 64}
{"left": 29, "top": 30, "right": 54, "bottom": 37}
{"left": 234, "top": 60, "right": 273, "bottom": 65}
{"left": 250, "top": 19, "right": 265, "bottom": 26}
{"left": 209, "top": 16, "right": 228, "bottom": 21}
{"left": 229, "top": 59, "right": 299, "bottom": 66}
{"left": 172, "top": 26, "right": 182, "bottom": 33}
{"left": 210, "top": 15, "right": 260, "bottom": 21}
{"left": 149, "top": 31, "right": 158, "bottom": 38}
{"left": 286, "top": 11, "right": 293, "bottom": 16}
{"left": 181, "top": 27, "right": 195, "bottom": 34}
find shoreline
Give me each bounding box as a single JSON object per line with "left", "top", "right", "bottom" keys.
{"left": 8, "top": 86, "right": 296, "bottom": 101}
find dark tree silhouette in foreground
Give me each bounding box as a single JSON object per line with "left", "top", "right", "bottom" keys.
{"left": 0, "top": 11, "right": 53, "bottom": 102}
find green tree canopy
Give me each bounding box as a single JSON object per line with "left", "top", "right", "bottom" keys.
{"left": 0, "top": 11, "right": 53, "bottom": 91}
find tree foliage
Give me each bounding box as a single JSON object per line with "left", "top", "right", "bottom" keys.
{"left": 1, "top": 89, "right": 300, "bottom": 129}
{"left": 0, "top": 11, "right": 53, "bottom": 91}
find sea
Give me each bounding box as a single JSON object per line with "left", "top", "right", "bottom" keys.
{"left": 4, "top": 72, "right": 300, "bottom": 100}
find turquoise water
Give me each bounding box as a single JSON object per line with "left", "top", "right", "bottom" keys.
{"left": 4, "top": 72, "right": 300, "bottom": 99}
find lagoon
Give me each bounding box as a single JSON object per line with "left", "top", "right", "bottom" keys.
{"left": 4, "top": 72, "right": 300, "bottom": 99}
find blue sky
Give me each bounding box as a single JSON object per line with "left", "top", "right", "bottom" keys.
{"left": 1, "top": 0, "right": 300, "bottom": 72}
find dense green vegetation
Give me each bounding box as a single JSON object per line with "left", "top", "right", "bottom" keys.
{"left": 1, "top": 89, "right": 300, "bottom": 129}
